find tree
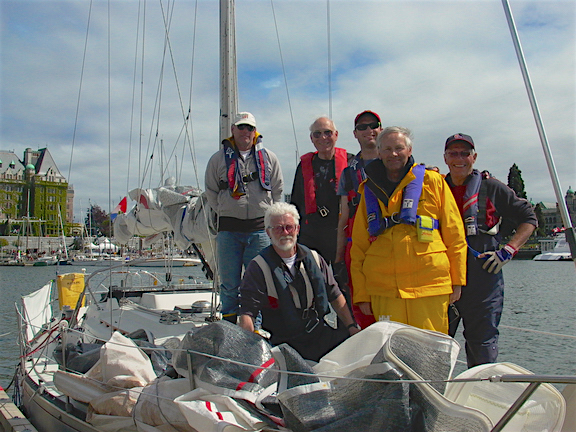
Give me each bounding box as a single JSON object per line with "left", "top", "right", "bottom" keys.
{"left": 533, "top": 203, "right": 547, "bottom": 237}
{"left": 507, "top": 163, "right": 527, "bottom": 199}
{"left": 85, "top": 204, "right": 111, "bottom": 237}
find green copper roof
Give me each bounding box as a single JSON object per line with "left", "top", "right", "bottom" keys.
{"left": 26, "top": 163, "right": 35, "bottom": 170}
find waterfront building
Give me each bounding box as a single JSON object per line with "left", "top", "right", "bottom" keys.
{"left": 535, "top": 186, "right": 576, "bottom": 235}
{"left": 0, "top": 148, "right": 73, "bottom": 236}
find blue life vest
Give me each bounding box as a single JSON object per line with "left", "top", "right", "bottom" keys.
{"left": 342, "top": 152, "right": 368, "bottom": 218}
{"left": 365, "top": 164, "right": 438, "bottom": 238}
{"left": 461, "top": 169, "right": 482, "bottom": 237}
{"left": 447, "top": 169, "right": 497, "bottom": 238}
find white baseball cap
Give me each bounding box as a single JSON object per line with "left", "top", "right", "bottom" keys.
{"left": 233, "top": 112, "right": 257, "bottom": 128}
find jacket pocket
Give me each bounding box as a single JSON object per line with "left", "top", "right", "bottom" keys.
{"left": 412, "top": 237, "right": 447, "bottom": 255}
{"left": 411, "top": 239, "right": 451, "bottom": 289}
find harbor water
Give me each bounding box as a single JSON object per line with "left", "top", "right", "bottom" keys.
{"left": 1, "top": 260, "right": 574, "bottom": 391}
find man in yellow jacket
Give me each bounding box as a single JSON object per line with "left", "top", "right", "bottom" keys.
{"left": 350, "top": 126, "right": 466, "bottom": 333}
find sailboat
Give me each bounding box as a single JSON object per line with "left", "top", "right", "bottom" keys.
{"left": 10, "top": 1, "right": 575, "bottom": 431}
{"left": 533, "top": 232, "right": 572, "bottom": 261}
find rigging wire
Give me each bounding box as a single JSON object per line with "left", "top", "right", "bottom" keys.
{"left": 137, "top": 2, "right": 170, "bottom": 193}
{"left": 499, "top": 324, "right": 576, "bottom": 340}
{"left": 178, "top": 0, "right": 220, "bottom": 289}
{"left": 326, "top": 0, "right": 333, "bottom": 119}
{"left": 161, "top": 0, "right": 194, "bottom": 186}
{"left": 107, "top": 0, "right": 112, "bottom": 217}
{"left": 269, "top": 0, "right": 300, "bottom": 161}
{"left": 67, "top": 0, "right": 93, "bottom": 188}
{"left": 138, "top": 1, "right": 147, "bottom": 198}
{"left": 139, "top": 0, "right": 187, "bottom": 194}
{"left": 183, "top": 0, "right": 201, "bottom": 191}
{"left": 106, "top": 0, "right": 116, "bottom": 334}
{"left": 127, "top": 0, "right": 145, "bottom": 196}
{"left": 38, "top": 324, "right": 576, "bottom": 387}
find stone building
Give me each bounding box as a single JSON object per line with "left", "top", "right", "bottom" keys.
{"left": 536, "top": 186, "right": 576, "bottom": 235}
{"left": 0, "top": 148, "right": 73, "bottom": 235}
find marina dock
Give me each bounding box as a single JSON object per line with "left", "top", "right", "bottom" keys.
{"left": 0, "top": 387, "right": 37, "bottom": 432}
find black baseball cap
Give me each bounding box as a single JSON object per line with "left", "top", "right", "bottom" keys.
{"left": 445, "top": 133, "right": 475, "bottom": 150}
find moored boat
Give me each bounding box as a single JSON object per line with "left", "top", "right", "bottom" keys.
{"left": 16, "top": 264, "right": 218, "bottom": 432}
{"left": 533, "top": 233, "right": 572, "bottom": 261}
{"left": 13, "top": 268, "right": 573, "bottom": 431}
{"left": 31, "top": 255, "right": 59, "bottom": 266}
{"left": 125, "top": 256, "right": 201, "bottom": 267}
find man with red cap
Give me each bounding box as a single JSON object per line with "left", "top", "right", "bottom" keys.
{"left": 334, "top": 110, "right": 382, "bottom": 328}
{"left": 443, "top": 133, "right": 537, "bottom": 367}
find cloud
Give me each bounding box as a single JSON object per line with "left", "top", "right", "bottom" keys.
{"left": 1, "top": 0, "right": 574, "bottom": 223}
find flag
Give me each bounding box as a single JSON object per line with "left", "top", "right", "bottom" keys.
{"left": 111, "top": 197, "right": 128, "bottom": 221}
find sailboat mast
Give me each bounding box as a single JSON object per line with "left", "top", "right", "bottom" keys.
{"left": 58, "top": 205, "right": 69, "bottom": 260}
{"left": 219, "top": 0, "right": 238, "bottom": 145}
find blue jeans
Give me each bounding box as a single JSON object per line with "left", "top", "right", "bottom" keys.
{"left": 217, "top": 230, "right": 270, "bottom": 318}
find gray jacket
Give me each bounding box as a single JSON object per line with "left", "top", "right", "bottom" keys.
{"left": 204, "top": 142, "right": 283, "bottom": 221}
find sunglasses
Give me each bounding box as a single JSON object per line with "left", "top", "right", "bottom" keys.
{"left": 312, "top": 130, "right": 334, "bottom": 139}
{"left": 236, "top": 124, "right": 255, "bottom": 131}
{"left": 355, "top": 121, "right": 381, "bottom": 131}
{"left": 445, "top": 150, "right": 473, "bottom": 158}
{"left": 269, "top": 224, "right": 297, "bottom": 234}
{"left": 449, "top": 303, "right": 460, "bottom": 325}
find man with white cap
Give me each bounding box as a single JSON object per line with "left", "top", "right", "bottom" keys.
{"left": 443, "top": 132, "right": 537, "bottom": 367}
{"left": 205, "top": 112, "right": 284, "bottom": 323}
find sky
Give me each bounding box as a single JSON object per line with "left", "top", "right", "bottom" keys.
{"left": 1, "top": 0, "right": 575, "bottom": 223}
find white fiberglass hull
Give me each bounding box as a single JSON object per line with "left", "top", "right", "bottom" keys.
{"left": 127, "top": 257, "right": 201, "bottom": 267}
{"left": 22, "top": 375, "right": 99, "bottom": 432}
{"left": 533, "top": 252, "right": 572, "bottom": 261}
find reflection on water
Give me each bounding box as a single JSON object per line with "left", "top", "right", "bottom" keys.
{"left": 1, "top": 260, "right": 574, "bottom": 390}
{"left": 452, "top": 260, "right": 575, "bottom": 378}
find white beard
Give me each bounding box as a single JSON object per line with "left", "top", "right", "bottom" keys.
{"left": 273, "top": 236, "right": 295, "bottom": 251}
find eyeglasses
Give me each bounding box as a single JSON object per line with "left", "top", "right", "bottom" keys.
{"left": 449, "top": 303, "right": 460, "bottom": 325}
{"left": 311, "top": 130, "right": 334, "bottom": 139}
{"left": 269, "top": 224, "right": 297, "bottom": 234}
{"left": 445, "top": 150, "right": 473, "bottom": 158}
{"left": 236, "top": 124, "right": 255, "bottom": 131}
{"left": 355, "top": 121, "right": 381, "bottom": 131}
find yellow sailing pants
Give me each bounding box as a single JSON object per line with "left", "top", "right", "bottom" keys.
{"left": 370, "top": 294, "right": 449, "bottom": 334}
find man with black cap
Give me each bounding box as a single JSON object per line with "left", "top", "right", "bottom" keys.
{"left": 443, "top": 133, "right": 537, "bottom": 367}
{"left": 334, "top": 110, "right": 382, "bottom": 328}
{"left": 205, "top": 112, "right": 284, "bottom": 324}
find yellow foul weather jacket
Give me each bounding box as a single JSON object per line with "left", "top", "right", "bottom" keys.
{"left": 350, "top": 164, "right": 467, "bottom": 303}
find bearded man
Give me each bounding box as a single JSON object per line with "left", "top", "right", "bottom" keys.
{"left": 239, "top": 202, "right": 359, "bottom": 362}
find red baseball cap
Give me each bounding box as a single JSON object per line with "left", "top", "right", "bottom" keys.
{"left": 354, "top": 110, "right": 381, "bottom": 126}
